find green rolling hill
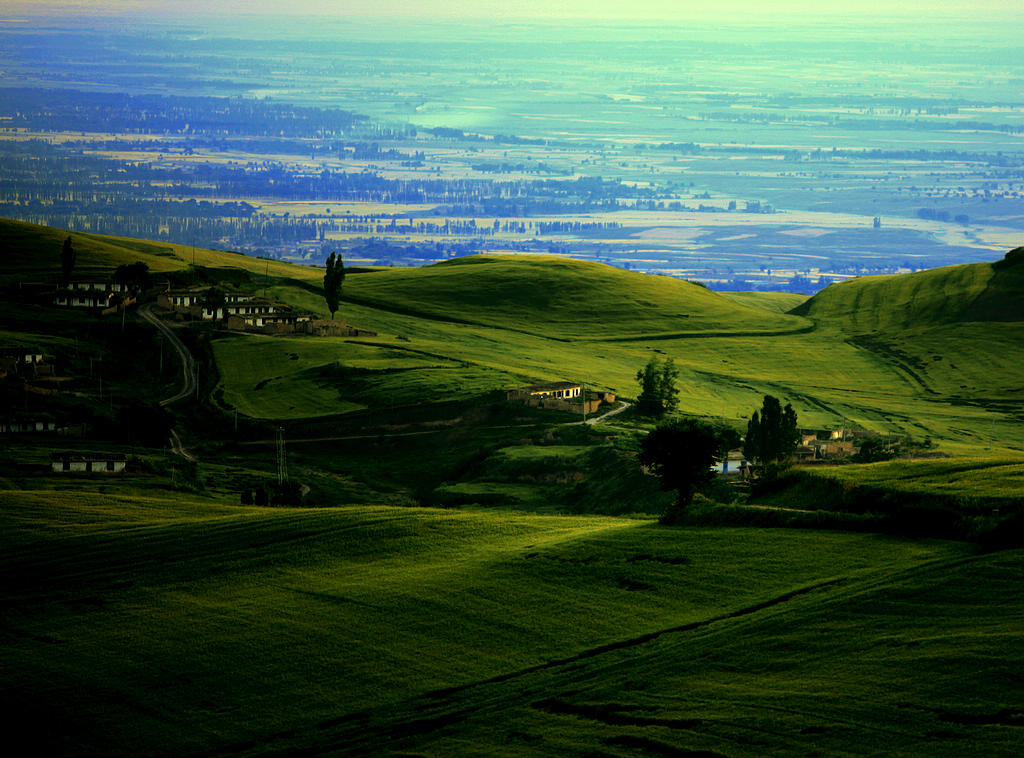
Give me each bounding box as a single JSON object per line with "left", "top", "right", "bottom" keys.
{"left": 791, "top": 247, "right": 1024, "bottom": 330}
{"left": 342, "top": 254, "right": 808, "bottom": 339}
{"left": 2, "top": 220, "right": 1023, "bottom": 757}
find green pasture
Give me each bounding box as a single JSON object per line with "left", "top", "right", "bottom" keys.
{"left": 4, "top": 491, "right": 1000, "bottom": 757}
{"left": 721, "top": 290, "right": 809, "bottom": 313}
{"left": 801, "top": 457, "right": 1024, "bottom": 501}
{"left": 211, "top": 332, "right": 528, "bottom": 419}
{"left": 335, "top": 545, "right": 1024, "bottom": 758}
{"left": 202, "top": 250, "right": 1024, "bottom": 456}
{"left": 4, "top": 215, "right": 1022, "bottom": 455}
{"left": 342, "top": 255, "right": 807, "bottom": 339}
{"left": 432, "top": 442, "right": 675, "bottom": 515}
{"left": 793, "top": 259, "right": 994, "bottom": 332}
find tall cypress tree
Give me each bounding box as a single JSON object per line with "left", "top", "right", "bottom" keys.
{"left": 759, "top": 394, "right": 783, "bottom": 463}
{"left": 744, "top": 395, "right": 799, "bottom": 470}
{"left": 60, "top": 236, "right": 76, "bottom": 288}
{"left": 743, "top": 410, "right": 761, "bottom": 462}
{"left": 323, "top": 251, "right": 345, "bottom": 320}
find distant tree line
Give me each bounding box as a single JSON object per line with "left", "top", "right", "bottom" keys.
{"left": 0, "top": 87, "right": 376, "bottom": 138}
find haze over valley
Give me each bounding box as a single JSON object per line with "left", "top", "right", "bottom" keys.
{"left": 3, "top": 10, "right": 1024, "bottom": 291}
{"left": 2, "top": 6, "right": 1023, "bottom": 758}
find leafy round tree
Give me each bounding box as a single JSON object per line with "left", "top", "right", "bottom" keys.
{"left": 639, "top": 418, "right": 723, "bottom": 514}
{"left": 635, "top": 356, "right": 679, "bottom": 416}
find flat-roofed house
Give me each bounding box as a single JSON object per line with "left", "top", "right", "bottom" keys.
{"left": 507, "top": 382, "right": 583, "bottom": 403}
{"left": 50, "top": 452, "right": 127, "bottom": 473}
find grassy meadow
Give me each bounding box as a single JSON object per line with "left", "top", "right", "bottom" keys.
{"left": 9, "top": 488, "right": 1019, "bottom": 757}
{"left": 206, "top": 245, "right": 1024, "bottom": 456}
{"left": 2, "top": 219, "right": 1023, "bottom": 756}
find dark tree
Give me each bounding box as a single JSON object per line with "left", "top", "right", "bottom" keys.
{"left": 636, "top": 357, "right": 660, "bottom": 414}
{"left": 854, "top": 437, "right": 895, "bottom": 463}
{"left": 271, "top": 480, "right": 303, "bottom": 507}
{"left": 716, "top": 425, "right": 743, "bottom": 459}
{"left": 635, "top": 356, "right": 679, "bottom": 416}
{"left": 113, "top": 261, "right": 150, "bottom": 292}
{"left": 323, "top": 251, "right": 346, "bottom": 319}
{"left": 743, "top": 410, "right": 761, "bottom": 463}
{"left": 203, "top": 286, "right": 226, "bottom": 321}
{"left": 639, "top": 418, "right": 723, "bottom": 513}
{"left": 743, "top": 395, "right": 800, "bottom": 474}
{"left": 60, "top": 236, "right": 76, "bottom": 287}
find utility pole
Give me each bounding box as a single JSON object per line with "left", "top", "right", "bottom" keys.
{"left": 276, "top": 426, "right": 288, "bottom": 485}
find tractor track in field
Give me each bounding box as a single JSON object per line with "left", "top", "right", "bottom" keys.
{"left": 186, "top": 577, "right": 848, "bottom": 758}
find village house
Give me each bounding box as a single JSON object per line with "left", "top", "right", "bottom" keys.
{"left": 0, "top": 348, "right": 52, "bottom": 378}
{"left": 67, "top": 281, "right": 128, "bottom": 294}
{"left": 226, "top": 311, "right": 314, "bottom": 333}
{"left": 206, "top": 299, "right": 281, "bottom": 321}
{"left": 800, "top": 432, "right": 856, "bottom": 459}
{"left": 156, "top": 287, "right": 207, "bottom": 311}
{"left": 155, "top": 285, "right": 377, "bottom": 336}
{"left": 54, "top": 280, "right": 136, "bottom": 312}
{"left": 508, "top": 382, "right": 583, "bottom": 403}
{"left": 55, "top": 288, "right": 113, "bottom": 309}
{"left": 1, "top": 418, "right": 57, "bottom": 434}
{"left": 157, "top": 287, "right": 261, "bottom": 320}
{"left": 816, "top": 440, "right": 854, "bottom": 458}
{"left": 507, "top": 382, "right": 611, "bottom": 413}
{"left": 50, "top": 452, "right": 127, "bottom": 473}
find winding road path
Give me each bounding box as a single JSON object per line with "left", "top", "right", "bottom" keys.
{"left": 585, "top": 401, "right": 631, "bottom": 425}
{"left": 139, "top": 304, "right": 198, "bottom": 460}
{"left": 139, "top": 304, "right": 197, "bottom": 406}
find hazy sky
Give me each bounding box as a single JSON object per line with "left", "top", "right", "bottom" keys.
{"left": 5, "top": 0, "right": 1023, "bottom": 21}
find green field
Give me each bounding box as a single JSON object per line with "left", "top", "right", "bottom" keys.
{"left": 2, "top": 220, "right": 1023, "bottom": 756}
{"left": 206, "top": 244, "right": 1024, "bottom": 457}
{"left": 8, "top": 490, "right": 1021, "bottom": 757}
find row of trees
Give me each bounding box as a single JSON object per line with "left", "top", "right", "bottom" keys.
{"left": 742, "top": 395, "right": 800, "bottom": 474}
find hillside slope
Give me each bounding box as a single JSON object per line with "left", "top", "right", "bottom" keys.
{"left": 344, "top": 255, "right": 808, "bottom": 338}
{"left": 789, "top": 248, "right": 1024, "bottom": 405}
{"left": 0, "top": 218, "right": 320, "bottom": 285}
{"left": 790, "top": 247, "right": 1024, "bottom": 331}
{"left": 4, "top": 220, "right": 1023, "bottom": 451}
